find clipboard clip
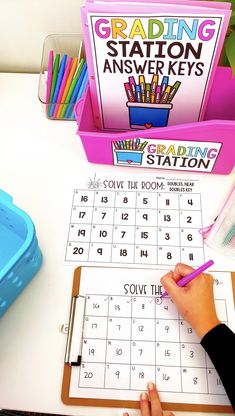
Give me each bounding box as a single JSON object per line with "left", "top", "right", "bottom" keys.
{"left": 65, "top": 295, "right": 86, "bottom": 366}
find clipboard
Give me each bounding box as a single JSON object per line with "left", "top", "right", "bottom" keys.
{"left": 62, "top": 266, "right": 235, "bottom": 413}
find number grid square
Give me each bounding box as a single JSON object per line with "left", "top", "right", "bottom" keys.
{"left": 66, "top": 190, "right": 205, "bottom": 266}
{"left": 78, "top": 295, "right": 226, "bottom": 395}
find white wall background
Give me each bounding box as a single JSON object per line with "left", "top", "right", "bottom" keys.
{"left": 0, "top": 0, "right": 83, "bottom": 73}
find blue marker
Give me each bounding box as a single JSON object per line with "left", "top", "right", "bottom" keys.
{"left": 161, "top": 76, "right": 169, "bottom": 97}
{"left": 118, "top": 140, "right": 124, "bottom": 150}
{"left": 49, "top": 54, "right": 67, "bottom": 117}
{"left": 135, "top": 138, "right": 140, "bottom": 149}
{"left": 135, "top": 84, "right": 142, "bottom": 103}
{"left": 64, "top": 64, "right": 87, "bottom": 119}
{"left": 71, "top": 71, "right": 88, "bottom": 119}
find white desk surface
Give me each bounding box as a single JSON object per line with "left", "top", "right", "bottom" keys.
{"left": 0, "top": 73, "right": 234, "bottom": 416}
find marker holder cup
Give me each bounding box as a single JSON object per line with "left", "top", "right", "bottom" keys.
{"left": 38, "top": 34, "right": 85, "bottom": 120}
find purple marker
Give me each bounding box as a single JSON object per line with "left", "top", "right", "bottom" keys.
{"left": 129, "top": 76, "right": 136, "bottom": 96}
{"left": 161, "top": 260, "right": 214, "bottom": 299}
{"left": 155, "top": 86, "right": 161, "bottom": 103}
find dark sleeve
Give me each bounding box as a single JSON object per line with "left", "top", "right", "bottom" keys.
{"left": 201, "top": 323, "right": 235, "bottom": 411}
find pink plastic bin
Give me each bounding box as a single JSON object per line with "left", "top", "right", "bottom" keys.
{"left": 75, "top": 67, "right": 235, "bottom": 174}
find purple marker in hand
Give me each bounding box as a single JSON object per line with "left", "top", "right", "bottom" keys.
{"left": 161, "top": 260, "right": 214, "bottom": 299}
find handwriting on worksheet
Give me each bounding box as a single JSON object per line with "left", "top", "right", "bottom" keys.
{"left": 79, "top": 294, "right": 226, "bottom": 393}
{"left": 68, "top": 268, "right": 234, "bottom": 406}
{"left": 65, "top": 174, "right": 205, "bottom": 267}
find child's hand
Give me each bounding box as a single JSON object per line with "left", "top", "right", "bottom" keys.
{"left": 123, "top": 382, "right": 174, "bottom": 416}
{"left": 160, "top": 263, "right": 221, "bottom": 339}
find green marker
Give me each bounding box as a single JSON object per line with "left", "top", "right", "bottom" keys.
{"left": 60, "top": 58, "right": 85, "bottom": 118}
{"left": 167, "top": 81, "right": 181, "bottom": 103}
{"left": 48, "top": 54, "right": 60, "bottom": 115}
{"left": 140, "top": 141, "right": 148, "bottom": 150}
{"left": 145, "top": 83, "right": 151, "bottom": 103}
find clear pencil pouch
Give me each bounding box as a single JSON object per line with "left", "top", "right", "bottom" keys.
{"left": 201, "top": 185, "right": 235, "bottom": 260}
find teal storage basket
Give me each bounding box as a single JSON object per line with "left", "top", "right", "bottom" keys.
{"left": 0, "top": 190, "right": 43, "bottom": 317}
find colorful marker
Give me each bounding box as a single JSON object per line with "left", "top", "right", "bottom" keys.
{"left": 161, "top": 76, "right": 169, "bottom": 97}
{"left": 124, "top": 82, "right": 135, "bottom": 102}
{"left": 160, "top": 86, "right": 172, "bottom": 104}
{"left": 150, "top": 74, "right": 158, "bottom": 103}
{"left": 135, "top": 138, "right": 140, "bottom": 150}
{"left": 46, "top": 50, "right": 53, "bottom": 112}
{"left": 56, "top": 57, "right": 79, "bottom": 118}
{"left": 155, "top": 86, "right": 162, "bottom": 104}
{"left": 113, "top": 141, "right": 120, "bottom": 150}
{"left": 64, "top": 63, "right": 87, "bottom": 118}
{"left": 71, "top": 70, "right": 88, "bottom": 119}
{"left": 139, "top": 75, "right": 145, "bottom": 102}
{"left": 60, "top": 58, "right": 85, "bottom": 119}
{"left": 167, "top": 81, "right": 181, "bottom": 103}
{"left": 145, "top": 83, "right": 151, "bottom": 103}
{"left": 53, "top": 57, "right": 72, "bottom": 117}
{"left": 119, "top": 140, "right": 124, "bottom": 150}
{"left": 48, "top": 53, "right": 60, "bottom": 115}
{"left": 135, "top": 85, "right": 142, "bottom": 103}
{"left": 140, "top": 141, "right": 148, "bottom": 150}
{"left": 129, "top": 76, "right": 136, "bottom": 96}
{"left": 49, "top": 54, "right": 67, "bottom": 117}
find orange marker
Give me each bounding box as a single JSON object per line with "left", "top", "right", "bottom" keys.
{"left": 160, "top": 86, "right": 172, "bottom": 103}
{"left": 56, "top": 57, "right": 78, "bottom": 118}
{"left": 150, "top": 74, "right": 158, "bottom": 103}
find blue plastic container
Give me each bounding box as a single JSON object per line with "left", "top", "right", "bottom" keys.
{"left": 0, "top": 190, "right": 43, "bottom": 317}
{"left": 127, "top": 102, "right": 173, "bottom": 129}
